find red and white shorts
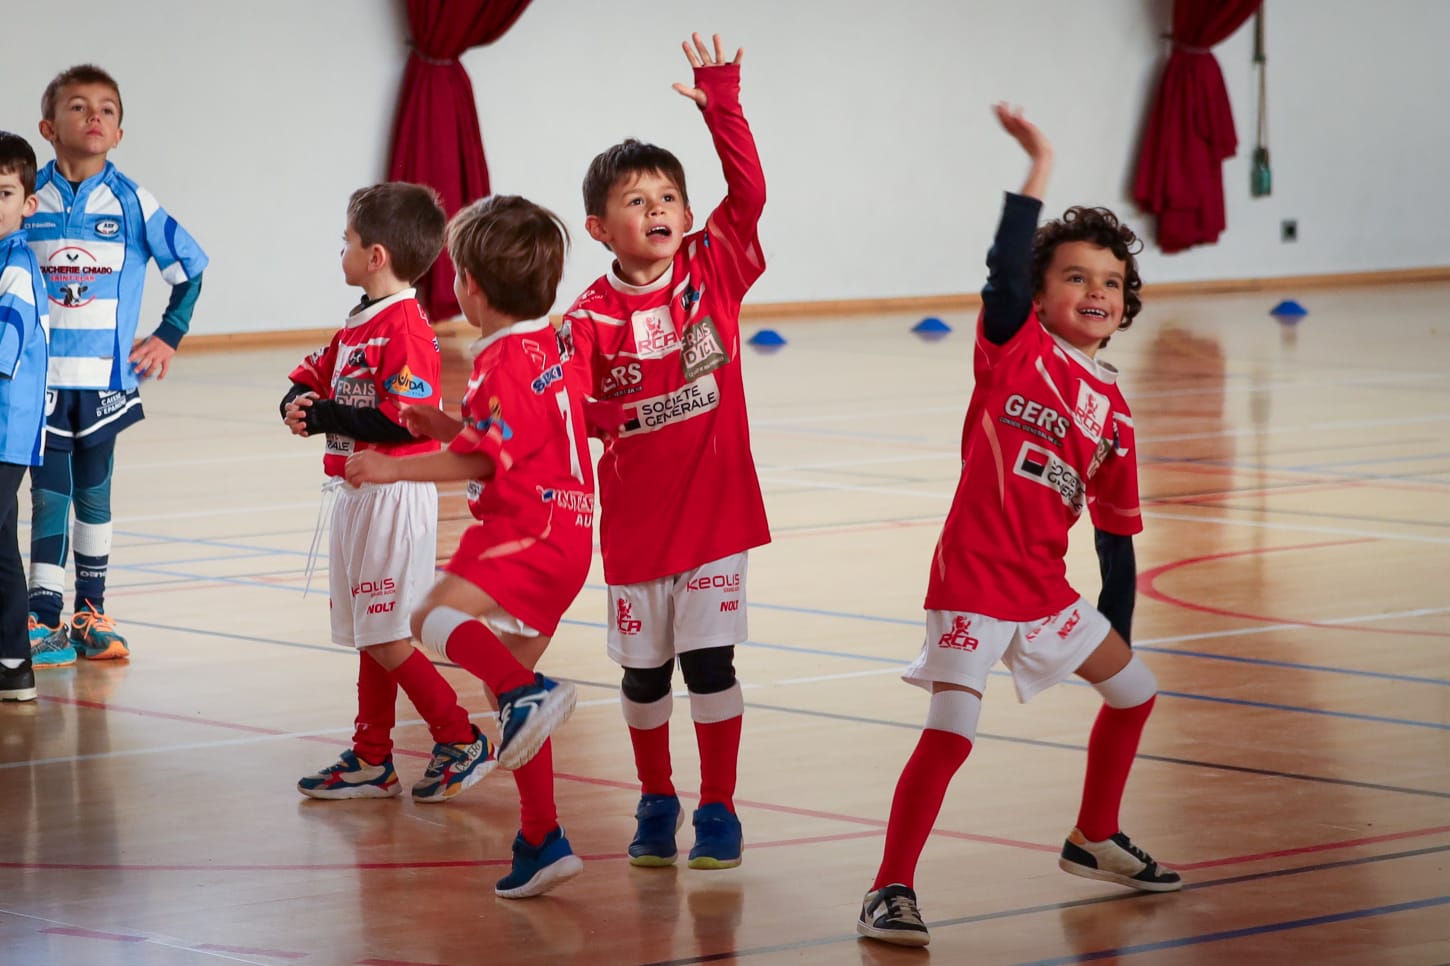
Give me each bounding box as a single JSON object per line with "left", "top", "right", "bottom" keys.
{"left": 329, "top": 480, "right": 437, "bottom": 648}
{"left": 902, "top": 596, "right": 1111, "bottom": 702}
{"left": 606, "top": 552, "right": 749, "bottom": 668}
{"left": 443, "top": 519, "right": 591, "bottom": 638}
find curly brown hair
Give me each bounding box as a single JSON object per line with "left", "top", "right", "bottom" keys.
{"left": 1031, "top": 206, "right": 1144, "bottom": 338}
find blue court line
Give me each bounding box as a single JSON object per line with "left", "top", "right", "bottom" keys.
{"left": 1017, "top": 894, "right": 1450, "bottom": 965}
{"left": 93, "top": 619, "right": 1450, "bottom": 803}
{"left": 643, "top": 845, "right": 1450, "bottom": 966}
{"left": 1133, "top": 644, "right": 1450, "bottom": 687}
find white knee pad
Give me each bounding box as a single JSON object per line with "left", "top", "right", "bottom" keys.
{"left": 73, "top": 520, "right": 112, "bottom": 557}
{"left": 924, "top": 688, "right": 983, "bottom": 742}
{"left": 1093, "top": 655, "right": 1159, "bottom": 709}
{"left": 688, "top": 681, "right": 743, "bottom": 724}
{"left": 419, "top": 606, "right": 472, "bottom": 662}
{"left": 621, "top": 693, "right": 674, "bottom": 730}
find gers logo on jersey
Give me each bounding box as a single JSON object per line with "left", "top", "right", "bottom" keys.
{"left": 386, "top": 365, "right": 434, "bottom": 399}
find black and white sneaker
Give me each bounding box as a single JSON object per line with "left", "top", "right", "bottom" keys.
{"left": 0, "top": 659, "right": 37, "bottom": 702}
{"left": 1059, "top": 827, "right": 1182, "bottom": 892}
{"left": 857, "top": 883, "right": 930, "bottom": 947}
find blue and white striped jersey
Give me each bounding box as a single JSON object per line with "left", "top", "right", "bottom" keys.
{"left": 0, "top": 230, "right": 51, "bottom": 465}
{"left": 25, "top": 160, "right": 207, "bottom": 390}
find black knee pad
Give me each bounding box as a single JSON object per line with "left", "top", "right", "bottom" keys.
{"left": 679, "top": 645, "right": 736, "bottom": 695}
{"left": 621, "top": 659, "right": 674, "bottom": 704}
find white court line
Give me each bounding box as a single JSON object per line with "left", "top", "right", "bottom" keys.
{"left": 1141, "top": 508, "right": 1450, "bottom": 545}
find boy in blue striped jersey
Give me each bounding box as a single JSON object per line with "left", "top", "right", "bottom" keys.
{"left": 24, "top": 64, "right": 208, "bottom": 665}
{"left": 0, "top": 131, "right": 49, "bottom": 701}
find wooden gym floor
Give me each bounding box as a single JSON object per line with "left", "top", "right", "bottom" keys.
{"left": 2, "top": 283, "right": 1448, "bottom": 965}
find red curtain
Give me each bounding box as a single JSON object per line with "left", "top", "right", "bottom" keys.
{"left": 1132, "top": 0, "right": 1260, "bottom": 254}
{"left": 387, "top": 0, "right": 533, "bottom": 319}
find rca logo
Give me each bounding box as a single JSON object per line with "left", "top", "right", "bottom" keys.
{"left": 616, "top": 598, "right": 642, "bottom": 636}
{"left": 367, "top": 601, "right": 396, "bottom": 615}
{"left": 937, "top": 616, "right": 980, "bottom": 651}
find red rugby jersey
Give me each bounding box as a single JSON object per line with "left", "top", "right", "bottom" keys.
{"left": 290, "top": 290, "right": 442, "bottom": 478}
{"left": 924, "top": 314, "right": 1142, "bottom": 620}
{"left": 561, "top": 64, "right": 769, "bottom": 586}
{"left": 449, "top": 319, "right": 595, "bottom": 549}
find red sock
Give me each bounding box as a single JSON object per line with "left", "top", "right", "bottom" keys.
{"left": 514, "top": 738, "right": 557, "bottom": 846}
{"left": 694, "top": 715, "right": 742, "bottom": 812}
{"left": 391, "top": 650, "right": 474, "bottom": 746}
{"left": 629, "top": 723, "right": 676, "bottom": 797}
{"left": 872, "top": 728, "right": 973, "bottom": 890}
{"left": 353, "top": 651, "right": 397, "bottom": 763}
{"left": 443, "top": 619, "right": 535, "bottom": 697}
{"left": 1075, "top": 696, "right": 1156, "bottom": 841}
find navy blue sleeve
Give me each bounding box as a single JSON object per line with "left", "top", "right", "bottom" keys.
{"left": 981, "top": 193, "right": 1042, "bottom": 346}
{"left": 1094, "top": 528, "right": 1136, "bottom": 645}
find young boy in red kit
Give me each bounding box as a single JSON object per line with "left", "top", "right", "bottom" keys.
{"left": 856, "top": 105, "right": 1180, "bottom": 948}
{"left": 347, "top": 194, "right": 590, "bottom": 899}
{"left": 286, "top": 183, "right": 493, "bottom": 805}
{"left": 560, "top": 32, "right": 767, "bottom": 871}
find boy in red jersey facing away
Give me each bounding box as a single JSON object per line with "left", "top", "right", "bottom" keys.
{"left": 347, "top": 195, "right": 591, "bottom": 899}
{"left": 856, "top": 105, "right": 1180, "bottom": 948}
{"left": 284, "top": 183, "right": 494, "bottom": 806}
{"left": 559, "top": 32, "right": 767, "bottom": 871}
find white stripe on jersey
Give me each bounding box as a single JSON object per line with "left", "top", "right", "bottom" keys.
{"left": 569, "top": 308, "right": 630, "bottom": 327}
{"left": 134, "top": 184, "right": 161, "bottom": 221}
{"left": 0, "top": 266, "right": 36, "bottom": 306}
{"left": 83, "top": 183, "right": 123, "bottom": 216}
{"left": 47, "top": 296, "right": 125, "bottom": 330}
{"left": 50, "top": 357, "right": 114, "bottom": 387}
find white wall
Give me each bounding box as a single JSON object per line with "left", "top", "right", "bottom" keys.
{"left": 3, "top": 0, "right": 1446, "bottom": 336}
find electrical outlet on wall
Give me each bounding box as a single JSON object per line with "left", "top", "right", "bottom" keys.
{"left": 1281, "top": 219, "right": 1298, "bottom": 242}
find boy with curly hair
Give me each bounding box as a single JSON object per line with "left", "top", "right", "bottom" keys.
{"left": 856, "top": 104, "right": 1179, "bottom": 948}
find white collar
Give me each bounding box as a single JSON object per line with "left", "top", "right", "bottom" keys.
{"left": 471, "top": 317, "right": 553, "bottom": 356}
{"left": 346, "top": 288, "right": 416, "bottom": 328}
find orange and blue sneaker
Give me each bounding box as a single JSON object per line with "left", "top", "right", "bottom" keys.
{"left": 29, "top": 613, "right": 77, "bottom": 668}
{"left": 297, "top": 749, "right": 402, "bottom": 800}
{"left": 69, "top": 604, "right": 129, "bottom": 661}
{"left": 494, "top": 825, "right": 584, "bottom": 899}
{"left": 411, "top": 724, "right": 497, "bottom": 803}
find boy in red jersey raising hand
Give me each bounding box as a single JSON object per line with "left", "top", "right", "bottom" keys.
{"left": 856, "top": 105, "right": 1180, "bottom": 948}
{"left": 348, "top": 195, "right": 592, "bottom": 899}
{"left": 560, "top": 32, "right": 767, "bottom": 871}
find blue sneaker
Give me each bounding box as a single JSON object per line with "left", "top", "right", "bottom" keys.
{"left": 628, "top": 793, "right": 684, "bottom": 867}
{"left": 70, "top": 605, "right": 129, "bottom": 661}
{"left": 495, "top": 673, "right": 577, "bottom": 770}
{"left": 688, "top": 802, "right": 743, "bottom": 869}
{"left": 412, "top": 725, "right": 497, "bottom": 803}
{"left": 494, "top": 826, "right": 584, "bottom": 899}
{"left": 297, "top": 749, "right": 402, "bottom": 800}
{"left": 29, "top": 614, "right": 76, "bottom": 669}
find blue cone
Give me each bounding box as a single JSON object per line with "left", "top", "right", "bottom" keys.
{"left": 1269, "top": 299, "right": 1308, "bottom": 318}
{"left": 912, "top": 316, "right": 952, "bottom": 341}
{"left": 747, "top": 328, "right": 787, "bottom": 351}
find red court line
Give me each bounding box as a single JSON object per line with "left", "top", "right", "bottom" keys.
{"left": 1147, "top": 479, "right": 1369, "bottom": 506}
{"left": 1139, "top": 538, "right": 1450, "bottom": 639}
{"left": 40, "top": 927, "right": 146, "bottom": 943}
{"left": 1175, "top": 823, "right": 1450, "bottom": 871}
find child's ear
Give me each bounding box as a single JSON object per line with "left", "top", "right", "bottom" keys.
{"left": 22, "top": 194, "right": 39, "bottom": 218}
{"left": 37, "top": 118, "right": 57, "bottom": 145}
{"left": 683, "top": 204, "right": 694, "bottom": 234}
{"left": 584, "top": 214, "right": 609, "bottom": 244}
{"left": 368, "top": 243, "right": 389, "bottom": 272}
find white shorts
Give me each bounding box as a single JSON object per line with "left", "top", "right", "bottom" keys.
{"left": 328, "top": 480, "right": 438, "bottom": 649}
{"left": 606, "top": 552, "right": 749, "bottom": 668}
{"left": 902, "top": 596, "right": 1111, "bottom": 703}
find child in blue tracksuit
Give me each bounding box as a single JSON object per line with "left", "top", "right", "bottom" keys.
{"left": 24, "top": 64, "right": 208, "bottom": 666}
{"left": 0, "top": 131, "right": 49, "bottom": 702}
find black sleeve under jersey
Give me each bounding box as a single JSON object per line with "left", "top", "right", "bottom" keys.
{"left": 302, "top": 399, "right": 415, "bottom": 444}
{"left": 980, "top": 192, "right": 1043, "bottom": 346}
{"left": 1094, "top": 528, "right": 1137, "bottom": 646}
{"left": 279, "top": 381, "right": 313, "bottom": 420}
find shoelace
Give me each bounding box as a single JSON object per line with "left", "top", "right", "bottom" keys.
{"left": 75, "top": 607, "right": 116, "bottom": 634}
{"left": 884, "top": 894, "right": 924, "bottom": 926}
{"left": 1115, "top": 835, "right": 1160, "bottom": 870}
{"left": 303, "top": 477, "right": 344, "bottom": 597}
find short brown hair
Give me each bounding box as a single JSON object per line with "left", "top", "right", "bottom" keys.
{"left": 448, "top": 195, "right": 569, "bottom": 320}
{"left": 42, "top": 64, "right": 123, "bottom": 123}
{"left": 582, "top": 139, "right": 688, "bottom": 218}
{"left": 1032, "top": 206, "right": 1144, "bottom": 337}
{"left": 347, "top": 183, "right": 447, "bottom": 284}
{"left": 0, "top": 132, "right": 38, "bottom": 197}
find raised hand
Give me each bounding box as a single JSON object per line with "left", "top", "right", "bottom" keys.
{"left": 993, "top": 103, "right": 1053, "bottom": 165}
{"left": 673, "top": 32, "right": 742, "bottom": 108}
